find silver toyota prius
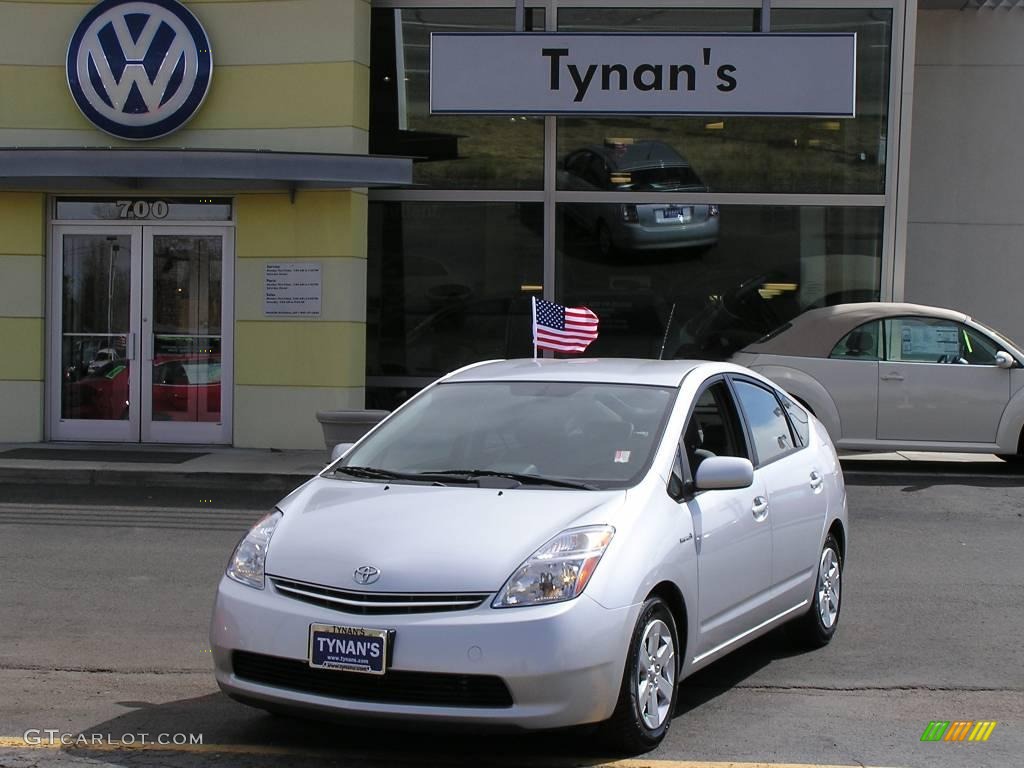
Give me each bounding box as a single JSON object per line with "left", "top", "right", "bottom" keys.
{"left": 211, "top": 358, "right": 847, "bottom": 752}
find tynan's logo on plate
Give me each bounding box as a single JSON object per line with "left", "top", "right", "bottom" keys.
{"left": 66, "top": 0, "right": 213, "bottom": 140}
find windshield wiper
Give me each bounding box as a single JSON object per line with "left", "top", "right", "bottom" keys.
{"left": 428, "top": 469, "right": 597, "bottom": 490}
{"left": 330, "top": 466, "right": 449, "bottom": 484}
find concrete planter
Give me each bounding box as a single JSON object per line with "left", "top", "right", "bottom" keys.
{"left": 316, "top": 409, "right": 390, "bottom": 449}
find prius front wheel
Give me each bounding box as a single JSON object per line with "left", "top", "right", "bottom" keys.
{"left": 604, "top": 596, "right": 679, "bottom": 753}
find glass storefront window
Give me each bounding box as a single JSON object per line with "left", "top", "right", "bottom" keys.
{"left": 556, "top": 8, "right": 892, "bottom": 194}
{"left": 367, "top": 202, "right": 544, "bottom": 408}
{"left": 557, "top": 204, "right": 883, "bottom": 359}
{"left": 370, "top": 7, "right": 545, "bottom": 189}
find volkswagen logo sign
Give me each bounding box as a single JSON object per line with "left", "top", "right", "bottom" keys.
{"left": 353, "top": 566, "right": 381, "bottom": 585}
{"left": 66, "top": 0, "right": 213, "bottom": 141}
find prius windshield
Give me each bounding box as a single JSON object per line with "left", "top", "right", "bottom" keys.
{"left": 335, "top": 381, "right": 676, "bottom": 490}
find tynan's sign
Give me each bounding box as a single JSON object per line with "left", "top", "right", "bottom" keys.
{"left": 431, "top": 33, "right": 856, "bottom": 117}
{"left": 67, "top": 0, "right": 213, "bottom": 140}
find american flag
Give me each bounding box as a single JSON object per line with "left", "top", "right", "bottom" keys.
{"left": 532, "top": 297, "right": 600, "bottom": 353}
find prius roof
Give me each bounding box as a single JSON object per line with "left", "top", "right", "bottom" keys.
{"left": 443, "top": 358, "right": 711, "bottom": 388}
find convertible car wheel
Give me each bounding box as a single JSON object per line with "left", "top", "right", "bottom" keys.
{"left": 604, "top": 597, "right": 679, "bottom": 753}
{"left": 789, "top": 533, "right": 842, "bottom": 649}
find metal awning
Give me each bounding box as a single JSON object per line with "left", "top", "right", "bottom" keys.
{"left": 0, "top": 148, "right": 413, "bottom": 191}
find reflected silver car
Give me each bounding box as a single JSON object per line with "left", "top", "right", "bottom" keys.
{"left": 731, "top": 302, "right": 1024, "bottom": 459}
{"left": 561, "top": 141, "right": 720, "bottom": 257}
{"left": 211, "top": 358, "right": 847, "bottom": 752}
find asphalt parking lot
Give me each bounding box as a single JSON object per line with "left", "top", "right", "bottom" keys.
{"left": 0, "top": 460, "right": 1021, "bottom": 768}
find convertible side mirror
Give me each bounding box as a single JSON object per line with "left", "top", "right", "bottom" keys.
{"left": 694, "top": 456, "right": 754, "bottom": 491}
{"left": 995, "top": 351, "right": 1015, "bottom": 369}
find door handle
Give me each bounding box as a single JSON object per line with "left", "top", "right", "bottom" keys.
{"left": 810, "top": 471, "right": 824, "bottom": 491}
{"left": 752, "top": 496, "right": 769, "bottom": 521}
{"left": 880, "top": 372, "right": 905, "bottom": 382}
{"left": 125, "top": 333, "right": 136, "bottom": 362}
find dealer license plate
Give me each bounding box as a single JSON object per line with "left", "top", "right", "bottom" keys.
{"left": 308, "top": 623, "right": 389, "bottom": 675}
{"left": 657, "top": 206, "right": 691, "bottom": 223}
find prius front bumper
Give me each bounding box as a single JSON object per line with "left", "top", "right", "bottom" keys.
{"left": 211, "top": 576, "right": 640, "bottom": 729}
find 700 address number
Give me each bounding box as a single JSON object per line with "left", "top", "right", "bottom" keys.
{"left": 116, "top": 200, "right": 169, "bottom": 220}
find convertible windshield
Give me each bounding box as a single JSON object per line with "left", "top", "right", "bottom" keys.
{"left": 334, "top": 381, "right": 676, "bottom": 489}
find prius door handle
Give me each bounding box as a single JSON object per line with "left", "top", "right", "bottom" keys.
{"left": 751, "top": 496, "right": 769, "bottom": 521}
{"left": 810, "top": 471, "right": 824, "bottom": 491}
{"left": 880, "top": 372, "right": 905, "bottom": 382}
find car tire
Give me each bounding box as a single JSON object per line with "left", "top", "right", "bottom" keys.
{"left": 788, "top": 533, "right": 842, "bottom": 649}
{"left": 603, "top": 596, "right": 679, "bottom": 754}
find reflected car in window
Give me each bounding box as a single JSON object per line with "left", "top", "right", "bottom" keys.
{"left": 62, "top": 359, "right": 131, "bottom": 420}
{"left": 560, "top": 140, "right": 720, "bottom": 257}
{"left": 151, "top": 355, "right": 222, "bottom": 422}
{"left": 731, "top": 302, "right": 1024, "bottom": 459}
{"left": 212, "top": 358, "right": 847, "bottom": 753}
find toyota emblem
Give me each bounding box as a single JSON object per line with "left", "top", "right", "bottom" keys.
{"left": 353, "top": 565, "right": 381, "bottom": 585}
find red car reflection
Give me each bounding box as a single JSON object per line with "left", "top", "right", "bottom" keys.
{"left": 152, "top": 356, "right": 221, "bottom": 422}
{"left": 62, "top": 356, "right": 220, "bottom": 422}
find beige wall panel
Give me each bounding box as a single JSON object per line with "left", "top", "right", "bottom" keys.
{"left": 235, "top": 257, "right": 367, "bottom": 323}
{"left": 0, "top": 62, "right": 368, "bottom": 132}
{"left": 906, "top": 222, "right": 1024, "bottom": 342}
{"left": 910, "top": 65, "right": 1024, "bottom": 226}
{"left": 0, "top": 380, "right": 44, "bottom": 442}
{"left": 0, "top": 1, "right": 369, "bottom": 67}
{"left": 236, "top": 192, "right": 367, "bottom": 260}
{"left": 235, "top": 320, "right": 364, "bottom": 388}
{"left": 0, "top": 255, "right": 45, "bottom": 318}
{"left": 234, "top": 384, "right": 364, "bottom": 449}
{"left": 916, "top": 10, "right": 1024, "bottom": 67}
{"left": 0, "top": 193, "right": 45, "bottom": 255}
{"left": 0, "top": 126, "right": 367, "bottom": 155}
{"left": 0, "top": 318, "right": 44, "bottom": 380}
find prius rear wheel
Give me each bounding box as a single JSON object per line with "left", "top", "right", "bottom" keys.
{"left": 789, "top": 533, "right": 842, "bottom": 649}
{"left": 604, "top": 596, "right": 679, "bottom": 754}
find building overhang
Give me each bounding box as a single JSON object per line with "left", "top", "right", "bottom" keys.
{"left": 0, "top": 148, "right": 413, "bottom": 192}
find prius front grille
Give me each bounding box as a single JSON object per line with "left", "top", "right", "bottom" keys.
{"left": 232, "top": 651, "right": 513, "bottom": 708}
{"left": 269, "top": 576, "right": 490, "bottom": 615}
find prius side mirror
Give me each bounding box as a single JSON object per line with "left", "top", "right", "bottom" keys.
{"left": 694, "top": 456, "right": 754, "bottom": 491}
{"left": 995, "top": 351, "right": 1015, "bottom": 369}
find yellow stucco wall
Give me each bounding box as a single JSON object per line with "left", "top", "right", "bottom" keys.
{"left": 233, "top": 191, "right": 368, "bottom": 448}
{"left": 0, "top": 192, "right": 46, "bottom": 440}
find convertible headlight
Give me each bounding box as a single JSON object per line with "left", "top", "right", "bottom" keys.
{"left": 493, "top": 525, "right": 615, "bottom": 608}
{"left": 226, "top": 510, "right": 282, "bottom": 589}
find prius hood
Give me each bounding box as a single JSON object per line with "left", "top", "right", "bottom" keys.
{"left": 265, "top": 477, "right": 626, "bottom": 593}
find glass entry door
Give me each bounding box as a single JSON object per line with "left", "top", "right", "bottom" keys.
{"left": 52, "top": 227, "right": 142, "bottom": 441}
{"left": 143, "top": 230, "right": 231, "bottom": 443}
{"left": 50, "top": 225, "right": 233, "bottom": 443}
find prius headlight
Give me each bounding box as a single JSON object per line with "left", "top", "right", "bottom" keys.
{"left": 493, "top": 525, "right": 615, "bottom": 608}
{"left": 226, "top": 510, "right": 282, "bottom": 589}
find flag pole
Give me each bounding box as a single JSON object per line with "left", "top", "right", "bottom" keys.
{"left": 531, "top": 295, "right": 538, "bottom": 358}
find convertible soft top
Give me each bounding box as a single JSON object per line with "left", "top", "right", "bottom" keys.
{"left": 739, "top": 302, "right": 971, "bottom": 359}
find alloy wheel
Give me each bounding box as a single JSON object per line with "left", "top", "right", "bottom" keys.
{"left": 635, "top": 618, "right": 675, "bottom": 729}
{"left": 817, "top": 546, "right": 841, "bottom": 629}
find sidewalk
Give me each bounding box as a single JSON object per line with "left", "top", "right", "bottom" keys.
{"left": 0, "top": 442, "right": 329, "bottom": 491}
